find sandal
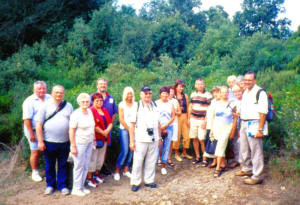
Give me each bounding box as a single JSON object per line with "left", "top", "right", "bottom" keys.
{"left": 192, "top": 158, "right": 201, "bottom": 164}
{"left": 201, "top": 160, "right": 209, "bottom": 167}
{"left": 214, "top": 169, "right": 222, "bottom": 178}
{"left": 167, "top": 160, "right": 175, "bottom": 167}
{"left": 208, "top": 163, "right": 216, "bottom": 169}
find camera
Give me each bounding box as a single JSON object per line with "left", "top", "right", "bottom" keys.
{"left": 146, "top": 128, "right": 154, "bottom": 136}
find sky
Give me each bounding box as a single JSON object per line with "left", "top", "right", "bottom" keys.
{"left": 117, "top": 0, "right": 300, "bottom": 31}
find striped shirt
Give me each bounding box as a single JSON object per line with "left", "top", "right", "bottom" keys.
{"left": 190, "top": 91, "right": 212, "bottom": 119}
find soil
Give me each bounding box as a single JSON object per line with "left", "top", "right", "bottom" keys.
{"left": 1, "top": 156, "right": 298, "bottom": 205}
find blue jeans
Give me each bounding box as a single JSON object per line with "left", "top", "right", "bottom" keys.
{"left": 44, "top": 141, "right": 70, "bottom": 190}
{"left": 116, "top": 129, "right": 133, "bottom": 170}
{"left": 159, "top": 125, "right": 173, "bottom": 164}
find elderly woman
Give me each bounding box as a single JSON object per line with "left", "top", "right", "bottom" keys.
{"left": 69, "top": 93, "right": 95, "bottom": 197}
{"left": 156, "top": 86, "right": 175, "bottom": 175}
{"left": 86, "top": 93, "right": 112, "bottom": 187}
{"left": 114, "top": 87, "right": 137, "bottom": 181}
{"left": 167, "top": 86, "right": 181, "bottom": 166}
{"left": 210, "top": 86, "right": 237, "bottom": 177}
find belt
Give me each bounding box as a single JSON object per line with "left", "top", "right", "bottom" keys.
{"left": 241, "top": 119, "right": 258, "bottom": 122}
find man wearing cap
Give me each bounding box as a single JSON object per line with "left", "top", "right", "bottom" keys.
{"left": 22, "top": 81, "right": 52, "bottom": 182}
{"left": 129, "top": 86, "right": 162, "bottom": 192}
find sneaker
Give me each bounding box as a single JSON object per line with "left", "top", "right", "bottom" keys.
{"left": 174, "top": 155, "right": 182, "bottom": 162}
{"left": 32, "top": 171, "right": 43, "bottom": 182}
{"left": 161, "top": 168, "right": 167, "bottom": 175}
{"left": 61, "top": 188, "right": 70, "bottom": 195}
{"left": 131, "top": 185, "right": 140, "bottom": 192}
{"left": 123, "top": 172, "right": 131, "bottom": 178}
{"left": 114, "top": 173, "right": 120, "bottom": 181}
{"left": 83, "top": 188, "right": 91, "bottom": 194}
{"left": 87, "top": 179, "right": 98, "bottom": 188}
{"left": 94, "top": 175, "right": 104, "bottom": 183}
{"left": 244, "top": 178, "right": 263, "bottom": 185}
{"left": 71, "top": 189, "right": 86, "bottom": 197}
{"left": 182, "top": 154, "right": 193, "bottom": 159}
{"left": 44, "top": 186, "right": 54, "bottom": 195}
{"left": 144, "top": 183, "right": 157, "bottom": 188}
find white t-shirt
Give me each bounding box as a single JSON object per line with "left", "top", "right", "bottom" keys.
{"left": 155, "top": 99, "right": 172, "bottom": 126}
{"left": 119, "top": 101, "right": 137, "bottom": 129}
{"left": 170, "top": 98, "right": 179, "bottom": 124}
{"left": 69, "top": 108, "right": 95, "bottom": 144}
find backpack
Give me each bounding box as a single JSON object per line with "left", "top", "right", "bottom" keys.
{"left": 256, "top": 88, "right": 276, "bottom": 122}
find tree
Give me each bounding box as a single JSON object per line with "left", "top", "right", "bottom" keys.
{"left": 233, "top": 0, "right": 291, "bottom": 38}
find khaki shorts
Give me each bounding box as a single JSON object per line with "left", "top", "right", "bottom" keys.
{"left": 189, "top": 118, "right": 207, "bottom": 140}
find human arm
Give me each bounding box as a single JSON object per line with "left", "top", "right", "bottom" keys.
{"left": 36, "top": 121, "right": 45, "bottom": 151}
{"left": 161, "top": 105, "right": 175, "bottom": 130}
{"left": 229, "top": 114, "right": 238, "bottom": 139}
{"left": 158, "top": 122, "right": 162, "bottom": 148}
{"left": 69, "top": 127, "right": 77, "bottom": 156}
{"left": 24, "top": 119, "right": 35, "bottom": 142}
{"left": 255, "top": 91, "right": 268, "bottom": 138}
{"left": 118, "top": 105, "right": 130, "bottom": 131}
{"left": 255, "top": 113, "right": 267, "bottom": 138}
{"left": 129, "top": 122, "right": 135, "bottom": 151}
{"left": 187, "top": 94, "right": 191, "bottom": 127}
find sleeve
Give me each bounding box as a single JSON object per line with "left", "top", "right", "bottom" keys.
{"left": 35, "top": 104, "right": 46, "bottom": 123}
{"left": 22, "top": 98, "right": 33, "bottom": 120}
{"left": 69, "top": 111, "right": 78, "bottom": 128}
{"left": 257, "top": 91, "right": 268, "bottom": 114}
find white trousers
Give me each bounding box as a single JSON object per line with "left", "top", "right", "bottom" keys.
{"left": 130, "top": 141, "right": 159, "bottom": 186}
{"left": 240, "top": 121, "right": 264, "bottom": 180}
{"left": 72, "top": 142, "right": 93, "bottom": 190}
{"left": 88, "top": 142, "right": 107, "bottom": 172}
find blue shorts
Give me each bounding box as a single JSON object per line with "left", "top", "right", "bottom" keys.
{"left": 26, "top": 133, "right": 38, "bottom": 151}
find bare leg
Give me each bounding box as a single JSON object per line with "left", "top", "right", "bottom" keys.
{"left": 192, "top": 139, "right": 200, "bottom": 159}
{"left": 30, "top": 150, "right": 39, "bottom": 170}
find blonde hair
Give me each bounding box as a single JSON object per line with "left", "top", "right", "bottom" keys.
{"left": 77, "top": 93, "right": 90, "bottom": 104}
{"left": 122, "top": 86, "right": 135, "bottom": 103}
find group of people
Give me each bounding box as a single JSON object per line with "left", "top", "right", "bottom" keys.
{"left": 22, "top": 71, "right": 269, "bottom": 196}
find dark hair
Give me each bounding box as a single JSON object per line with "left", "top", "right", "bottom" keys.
{"left": 91, "top": 93, "right": 103, "bottom": 103}
{"left": 244, "top": 71, "right": 256, "bottom": 79}
{"left": 195, "top": 78, "right": 204, "bottom": 82}
{"left": 160, "top": 86, "right": 170, "bottom": 94}
{"left": 174, "top": 80, "right": 185, "bottom": 96}
{"left": 167, "top": 85, "right": 174, "bottom": 91}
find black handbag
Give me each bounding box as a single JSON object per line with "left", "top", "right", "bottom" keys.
{"left": 205, "top": 138, "right": 217, "bottom": 155}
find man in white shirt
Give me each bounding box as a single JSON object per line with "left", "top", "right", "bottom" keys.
{"left": 129, "top": 86, "right": 162, "bottom": 192}
{"left": 22, "top": 81, "right": 52, "bottom": 182}
{"left": 235, "top": 72, "right": 268, "bottom": 185}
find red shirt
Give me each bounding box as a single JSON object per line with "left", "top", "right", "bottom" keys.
{"left": 90, "top": 106, "right": 112, "bottom": 144}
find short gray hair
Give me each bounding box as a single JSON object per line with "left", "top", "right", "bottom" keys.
{"left": 77, "top": 93, "right": 90, "bottom": 104}
{"left": 52, "top": 85, "right": 65, "bottom": 92}
{"left": 236, "top": 75, "right": 244, "bottom": 83}
{"left": 97, "top": 78, "right": 108, "bottom": 85}
{"left": 33, "top": 81, "right": 46, "bottom": 88}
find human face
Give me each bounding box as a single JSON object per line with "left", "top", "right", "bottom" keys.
{"left": 126, "top": 92, "right": 133, "bottom": 103}
{"left": 237, "top": 81, "right": 245, "bottom": 91}
{"left": 51, "top": 86, "right": 65, "bottom": 102}
{"left": 160, "top": 92, "right": 169, "bottom": 102}
{"left": 220, "top": 87, "right": 229, "bottom": 100}
{"left": 213, "top": 91, "right": 220, "bottom": 101}
{"left": 141, "top": 90, "right": 152, "bottom": 103}
{"left": 227, "top": 80, "right": 235, "bottom": 89}
{"left": 34, "top": 84, "right": 46, "bottom": 99}
{"left": 176, "top": 84, "right": 184, "bottom": 94}
{"left": 195, "top": 80, "right": 205, "bottom": 93}
{"left": 244, "top": 74, "right": 256, "bottom": 90}
{"left": 79, "top": 98, "right": 90, "bottom": 110}
{"left": 93, "top": 98, "right": 103, "bottom": 109}
{"left": 233, "top": 88, "right": 243, "bottom": 100}
{"left": 97, "top": 80, "right": 107, "bottom": 93}
{"left": 169, "top": 88, "right": 174, "bottom": 99}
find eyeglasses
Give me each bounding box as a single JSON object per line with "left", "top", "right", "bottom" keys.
{"left": 94, "top": 99, "right": 103, "bottom": 102}
{"left": 145, "top": 92, "right": 152, "bottom": 95}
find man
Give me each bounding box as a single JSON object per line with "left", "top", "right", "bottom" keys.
{"left": 227, "top": 75, "right": 237, "bottom": 100}
{"left": 188, "top": 78, "right": 212, "bottom": 166}
{"left": 129, "top": 86, "right": 162, "bottom": 192}
{"left": 36, "top": 85, "right": 73, "bottom": 195}
{"left": 22, "top": 81, "right": 52, "bottom": 182}
{"left": 92, "top": 78, "right": 117, "bottom": 176}
{"left": 235, "top": 72, "right": 268, "bottom": 185}
{"left": 228, "top": 85, "right": 243, "bottom": 168}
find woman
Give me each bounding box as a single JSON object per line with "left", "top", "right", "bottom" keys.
{"left": 172, "top": 80, "right": 192, "bottom": 161}
{"left": 156, "top": 86, "right": 175, "bottom": 175}
{"left": 69, "top": 93, "right": 95, "bottom": 197}
{"left": 114, "top": 87, "right": 136, "bottom": 181}
{"left": 209, "top": 86, "right": 237, "bottom": 177}
{"left": 86, "top": 93, "right": 113, "bottom": 187}
{"left": 167, "top": 86, "right": 181, "bottom": 166}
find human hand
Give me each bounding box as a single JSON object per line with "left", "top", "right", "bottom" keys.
{"left": 38, "top": 141, "right": 46, "bottom": 151}
{"left": 255, "top": 131, "right": 264, "bottom": 138}
{"left": 129, "top": 141, "right": 135, "bottom": 151}
{"left": 30, "top": 134, "right": 36, "bottom": 142}
{"left": 71, "top": 145, "right": 77, "bottom": 156}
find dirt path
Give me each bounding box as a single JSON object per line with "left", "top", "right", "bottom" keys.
{"left": 0, "top": 158, "right": 297, "bottom": 205}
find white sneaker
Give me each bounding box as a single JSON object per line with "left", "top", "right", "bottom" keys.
{"left": 161, "top": 168, "right": 167, "bottom": 175}
{"left": 61, "top": 188, "right": 70, "bottom": 195}
{"left": 94, "top": 175, "right": 104, "bottom": 184}
{"left": 44, "top": 187, "right": 54, "bottom": 195}
{"left": 82, "top": 188, "right": 91, "bottom": 195}
{"left": 114, "top": 173, "right": 120, "bottom": 181}
{"left": 71, "top": 189, "right": 86, "bottom": 197}
{"left": 87, "top": 179, "right": 98, "bottom": 188}
{"left": 123, "top": 172, "right": 131, "bottom": 178}
{"left": 32, "top": 171, "right": 42, "bottom": 182}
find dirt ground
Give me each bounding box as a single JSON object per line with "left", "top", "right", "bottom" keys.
{"left": 1, "top": 155, "right": 299, "bottom": 205}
